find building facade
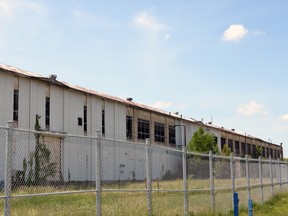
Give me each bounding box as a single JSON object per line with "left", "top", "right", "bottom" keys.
{"left": 0, "top": 64, "right": 283, "bottom": 161}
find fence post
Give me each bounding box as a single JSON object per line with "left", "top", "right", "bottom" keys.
{"left": 278, "top": 158, "right": 282, "bottom": 193}
{"left": 95, "top": 130, "right": 102, "bottom": 216}
{"left": 4, "top": 121, "right": 14, "bottom": 216}
{"left": 269, "top": 156, "right": 274, "bottom": 196}
{"left": 145, "top": 138, "right": 152, "bottom": 216}
{"left": 245, "top": 155, "right": 251, "bottom": 212}
{"left": 233, "top": 192, "right": 239, "bottom": 216}
{"left": 209, "top": 150, "right": 215, "bottom": 213}
{"left": 286, "top": 161, "right": 288, "bottom": 185}
{"left": 182, "top": 146, "right": 188, "bottom": 216}
{"left": 258, "top": 156, "right": 264, "bottom": 204}
{"left": 230, "top": 153, "right": 235, "bottom": 210}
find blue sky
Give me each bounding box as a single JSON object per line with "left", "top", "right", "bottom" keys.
{"left": 1, "top": 0, "right": 288, "bottom": 156}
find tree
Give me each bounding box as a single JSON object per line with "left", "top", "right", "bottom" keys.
{"left": 253, "top": 146, "right": 263, "bottom": 158}
{"left": 188, "top": 127, "right": 218, "bottom": 154}
{"left": 23, "top": 114, "right": 56, "bottom": 185}
{"left": 221, "top": 144, "right": 231, "bottom": 156}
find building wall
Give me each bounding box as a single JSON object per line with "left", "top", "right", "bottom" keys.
{"left": 0, "top": 69, "right": 283, "bottom": 162}
{"left": 0, "top": 73, "right": 13, "bottom": 125}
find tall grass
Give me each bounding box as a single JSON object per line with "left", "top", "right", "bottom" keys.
{"left": 0, "top": 178, "right": 287, "bottom": 215}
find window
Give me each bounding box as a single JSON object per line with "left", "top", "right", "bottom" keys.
{"left": 83, "top": 106, "right": 87, "bottom": 132}
{"left": 221, "top": 137, "right": 226, "bottom": 150}
{"left": 252, "top": 145, "right": 256, "bottom": 157}
{"left": 247, "top": 144, "right": 251, "bottom": 155}
{"left": 78, "top": 117, "right": 82, "bottom": 126}
{"left": 13, "top": 77, "right": 19, "bottom": 122}
{"left": 45, "top": 85, "right": 50, "bottom": 130}
{"left": 126, "top": 116, "right": 132, "bottom": 138}
{"left": 13, "top": 89, "right": 19, "bottom": 122}
{"left": 138, "top": 119, "right": 150, "bottom": 139}
{"left": 228, "top": 139, "right": 233, "bottom": 152}
{"left": 235, "top": 141, "right": 240, "bottom": 155}
{"left": 102, "top": 109, "right": 105, "bottom": 135}
{"left": 154, "top": 122, "right": 165, "bottom": 142}
{"left": 241, "top": 142, "right": 246, "bottom": 155}
{"left": 169, "top": 126, "right": 175, "bottom": 145}
{"left": 45, "top": 97, "right": 50, "bottom": 127}
{"left": 262, "top": 147, "right": 266, "bottom": 158}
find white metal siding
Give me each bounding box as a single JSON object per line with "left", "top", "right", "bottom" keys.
{"left": 18, "top": 78, "right": 30, "bottom": 129}
{"left": 91, "top": 97, "right": 102, "bottom": 135}
{"left": 29, "top": 81, "right": 45, "bottom": 129}
{"left": 0, "top": 72, "right": 13, "bottom": 125}
{"left": 114, "top": 103, "right": 126, "bottom": 141}
{"left": 63, "top": 90, "right": 83, "bottom": 134}
{"left": 50, "top": 86, "right": 64, "bottom": 132}
{"left": 105, "top": 101, "right": 114, "bottom": 139}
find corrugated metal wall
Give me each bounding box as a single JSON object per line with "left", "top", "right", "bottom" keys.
{"left": 63, "top": 89, "right": 83, "bottom": 134}
{"left": 29, "top": 81, "right": 45, "bottom": 129}
{"left": 50, "top": 85, "right": 64, "bottom": 132}
{"left": 0, "top": 73, "right": 13, "bottom": 124}
{"left": 18, "top": 78, "right": 30, "bottom": 129}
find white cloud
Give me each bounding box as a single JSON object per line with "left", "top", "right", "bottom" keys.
{"left": 164, "top": 34, "right": 171, "bottom": 39}
{"left": 0, "top": 0, "right": 43, "bottom": 17}
{"left": 150, "top": 101, "right": 173, "bottom": 110}
{"left": 250, "top": 30, "right": 265, "bottom": 37}
{"left": 72, "top": 9, "right": 94, "bottom": 21}
{"left": 222, "top": 24, "right": 249, "bottom": 42}
{"left": 134, "top": 10, "right": 168, "bottom": 33}
{"left": 236, "top": 101, "right": 267, "bottom": 116}
{"left": 279, "top": 114, "right": 288, "bottom": 121}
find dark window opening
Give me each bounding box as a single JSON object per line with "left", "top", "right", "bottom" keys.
{"left": 252, "top": 145, "right": 256, "bottom": 158}
{"left": 78, "top": 117, "right": 82, "bottom": 126}
{"left": 45, "top": 97, "right": 50, "bottom": 127}
{"left": 247, "top": 143, "right": 251, "bottom": 155}
{"left": 169, "top": 126, "right": 176, "bottom": 145}
{"left": 13, "top": 89, "right": 19, "bottom": 122}
{"left": 262, "top": 147, "right": 266, "bottom": 158}
{"left": 154, "top": 122, "right": 165, "bottom": 142}
{"left": 138, "top": 119, "right": 150, "bottom": 140}
{"left": 126, "top": 116, "right": 132, "bottom": 138}
{"left": 102, "top": 110, "right": 105, "bottom": 135}
{"left": 228, "top": 139, "right": 233, "bottom": 152}
{"left": 235, "top": 141, "right": 240, "bottom": 155}
{"left": 84, "top": 106, "right": 87, "bottom": 132}
{"left": 221, "top": 137, "right": 226, "bottom": 150}
{"left": 241, "top": 142, "right": 246, "bottom": 155}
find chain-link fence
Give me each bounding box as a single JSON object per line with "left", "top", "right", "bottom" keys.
{"left": 1, "top": 123, "right": 288, "bottom": 215}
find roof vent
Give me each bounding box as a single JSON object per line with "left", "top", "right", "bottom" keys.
{"left": 126, "top": 98, "right": 133, "bottom": 102}
{"left": 49, "top": 74, "right": 57, "bottom": 80}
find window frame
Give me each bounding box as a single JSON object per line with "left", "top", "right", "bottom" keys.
{"left": 154, "top": 122, "right": 165, "bottom": 143}
{"left": 169, "top": 125, "right": 176, "bottom": 145}
{"left": 137, "top": 119, "right": 150, "bottom": 140}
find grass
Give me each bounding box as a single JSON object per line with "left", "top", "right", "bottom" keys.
{"left": 238, "top": 193, "right": 288, "bottom": 216}
{"left": 0, "top": 179, "right": 287, "bottom": 215}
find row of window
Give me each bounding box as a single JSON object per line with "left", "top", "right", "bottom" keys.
{"left": 221, "top": 138, "right": 281, "bottom": 159}
{"left": 126, "top": 117, "right": 176, "bottom": 145}
{"left": 12, "top": 85, "right": 175, "bottom": 145}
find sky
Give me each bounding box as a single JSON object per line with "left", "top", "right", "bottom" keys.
{"left": 0, "top": 0, "right": 288, "bottom": 156}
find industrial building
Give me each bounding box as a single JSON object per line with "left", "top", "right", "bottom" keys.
{"left": 0, "top": 64, "right": 283, "bottom": 159}
{"left": 0, "top": 64, "right": 284, "bottom": 183}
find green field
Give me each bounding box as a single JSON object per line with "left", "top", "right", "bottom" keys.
{"left": 0, "top": 179, "right": 287, "bottom": 215}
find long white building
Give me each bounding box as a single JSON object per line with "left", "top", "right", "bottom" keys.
{"left": 0, "top": 64, "right": 283, "bottom": 182}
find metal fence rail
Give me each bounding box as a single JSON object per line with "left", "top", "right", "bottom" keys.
{"left": 0, "top": 122, "right": 288, "bottom": 215}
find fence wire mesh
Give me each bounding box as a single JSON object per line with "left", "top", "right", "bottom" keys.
{"left": 0, "top": 125, "right": 288, "bottom": 216}
{"left": 0, "top": 127, "right": 7, "bottom": 195}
